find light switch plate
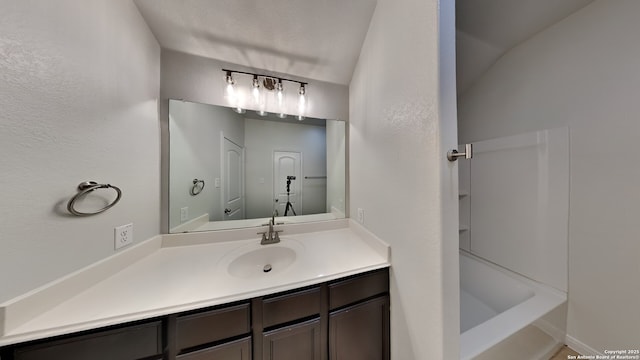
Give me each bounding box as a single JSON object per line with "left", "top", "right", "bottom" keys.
{"left": 115, "top": 223, "right": 133, "bottom": 250}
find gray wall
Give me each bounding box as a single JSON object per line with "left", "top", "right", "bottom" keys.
{"left": 0, "top": 1, "right": 161, "bottom": 303}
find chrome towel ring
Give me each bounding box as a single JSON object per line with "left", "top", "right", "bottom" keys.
{"left": 67, "top": 181, "right": 122, "bottom": 216}
{"left": 190, "top": 179, "right": 205, "bottom": 196}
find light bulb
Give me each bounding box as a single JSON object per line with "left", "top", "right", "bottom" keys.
{"left": 224, "top": 72, "right": 237, "bottom": 106}
{"left": 298, "top": 84, "right": 306, "bottom": 116}
{"left": 276, "top": 79, "right": 284, "bottom": 107}
{"left": 252, "top": 75, "right": 260, "bottom": 103}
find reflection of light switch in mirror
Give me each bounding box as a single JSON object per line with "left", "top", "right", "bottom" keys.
{"left": 215, "top": 178, "right": 221, "bottom": 188}
{"left": 180, "top": 207, "right": 188, "bottom": 222}
{"left": 259, "top": 177, "right": 265, "bottom": 184}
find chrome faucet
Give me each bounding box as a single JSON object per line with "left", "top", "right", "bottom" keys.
{"left": 258, "top": 215, "right": 282, "bottom": 245}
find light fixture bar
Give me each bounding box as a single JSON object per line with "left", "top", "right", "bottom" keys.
{"left": 221, "top": 69, "right": 308, "bottom": 87}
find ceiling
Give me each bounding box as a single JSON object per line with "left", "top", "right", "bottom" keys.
{"left": 134, "top": 0, "right": 378, "bottom": 86}
{"left": 456, "top": 0, "right": 594, "bottom": 94}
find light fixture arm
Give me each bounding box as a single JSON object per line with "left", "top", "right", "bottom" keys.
{"left": 221, "top": 69, "right": 308, "bottom": 87}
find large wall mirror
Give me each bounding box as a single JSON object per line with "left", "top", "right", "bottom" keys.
{"left": 169, "top": 99, "right": 346, "bottom": 233}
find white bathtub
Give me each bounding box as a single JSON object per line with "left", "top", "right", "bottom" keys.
{"left": 460, "top": 251, "right": 567, "bottom": 360}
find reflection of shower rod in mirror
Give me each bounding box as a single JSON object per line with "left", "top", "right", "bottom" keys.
{"left": 284, "top": 176, "right": 297, "bottom": 216}
{"left": 190, "top": 179, "right": 205, "bottom": 196}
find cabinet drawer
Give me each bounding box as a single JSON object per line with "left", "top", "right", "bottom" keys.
{"left": 176, "top": 303, "right": 250, "bottom": 351}
{"left": 262, "top": 287, "right": 321, "bottom": 328}
{"left": 177, "top": 336, "right": 251, "bottom": 360}
{"left": 329, "top": 269, "right": 389, "bottom": 310}
{"left": 13, "top": 321, "right": 162, "bottom": 360}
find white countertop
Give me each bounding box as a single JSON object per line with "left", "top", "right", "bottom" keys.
{"left": 0, "top": 219, "right": 389, "bottom": 347}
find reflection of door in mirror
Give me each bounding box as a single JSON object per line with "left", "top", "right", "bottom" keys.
{"left": 222, "top": 136, "right": 244, "bottom": 220}
{"left": 273, "top": 152, "right": 301, "bottom": 216}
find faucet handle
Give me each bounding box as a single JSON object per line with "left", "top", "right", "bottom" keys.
{"left": 257, "top": 231, "right": 268, "bottom": 242}
{"left": 273, "top": 230, "right": 283, "bottom": 242}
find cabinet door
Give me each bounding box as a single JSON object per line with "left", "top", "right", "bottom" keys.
{"left": 262, "top": 319, "right": 321, "bottom": 360}
{"left": 329, "top": 296, "right": 389, "bottom": 360}
{"left": 177, "top": 337, "right": 251, "bottom": 360}
{"left": 11, "top": 321, "right": 162, "bottom": 360}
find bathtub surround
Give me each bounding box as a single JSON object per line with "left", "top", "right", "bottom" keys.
{"left": 458, "top": 0, "right": 640, "bottom": 353}
{"left": 459, "top": 128, "right": 569, "bottom": 292}
{"left": 349, "top": 0, "right": 459, "bottom": 358}
{"left": 0, "top": 0, "right": 161, "bottom": 304}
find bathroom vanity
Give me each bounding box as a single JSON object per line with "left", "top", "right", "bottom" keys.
{"left": 1, "top": 269, "right": 389, "bottom": 360}
{"left": 0, "top": 220, "right": 390, "bottom": 360}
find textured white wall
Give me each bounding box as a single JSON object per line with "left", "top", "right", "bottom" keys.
{"left": 350, "top": 0, "right": 459, "bottom": 358}
{"left": 168, "top": 100, "right": 244, "bottom": 229}
{"left": 0, "top": 1, "right": 160, "bottom": 303}
{"left": 244, "top": 118, "right": 326, "bottom": 219}
{"left": 458, "top": 0, "right": 640, "bottom": 353}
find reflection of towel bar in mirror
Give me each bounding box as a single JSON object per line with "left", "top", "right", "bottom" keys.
{"left": 190, "top": 179, "right": 205, "bottom": 196}
{"left": 67, "top": 181, "right": 122, "bottom": 216}
{"left": 304, "top": 176, "right": 327, "bottom": 179}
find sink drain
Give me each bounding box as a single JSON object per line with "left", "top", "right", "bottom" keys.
{"left": 263, "top": 264, "right": 272, "bottom": 273}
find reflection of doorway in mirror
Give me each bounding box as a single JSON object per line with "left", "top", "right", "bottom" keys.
{"left": 273, "top": 151, "right": 301, "bottom": 216}
{"left": 222, "top": 136, "right": 245, "bottom": 220}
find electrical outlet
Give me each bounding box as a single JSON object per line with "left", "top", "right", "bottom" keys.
{"left": 114, "top": 223, "right": 133, "bottom": 250}
{"left": 215, "top": 178, "right": 221, "bottom": 188}
{"left": 357, "top": 208, "right": 364, "bottom": 224}
{"left": 180, "top": 207, "right": 189, "bottom": 222}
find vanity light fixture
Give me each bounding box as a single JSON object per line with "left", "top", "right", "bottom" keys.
{"left": 221, "top": 69, "right": 308, "bottom": 117}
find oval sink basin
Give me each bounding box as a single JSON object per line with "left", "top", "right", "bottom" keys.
{"left": 221, "top": 239, "right": 304, "bottom": 278}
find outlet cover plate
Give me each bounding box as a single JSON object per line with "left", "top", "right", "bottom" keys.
{"left": 180, "top": 207, "right": 189, "bottom": 222}
{"left": 357, "top": 208, "right": 364, "bottom": 224}
{"left": 115, "top": 223, "right": 133, "bottom": 250}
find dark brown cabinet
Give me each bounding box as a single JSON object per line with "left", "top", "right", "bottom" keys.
{"left": 329, "top": 297, "right": 390, "bottom": 360}
{"left": 1, "top": 268, "right": 389, "bottom": 360}
{"left": 327, "top": 267, "right": 390, "bottom": 360}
